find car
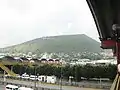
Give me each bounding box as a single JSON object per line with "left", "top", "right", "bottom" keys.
{"left": 29, "top": 75, "right": 37, "bottom": 81}
{"left": 18, "top": 87, "right": 34, "bottom": 90}
{"left": 5, "top": 84, "right": 19, "bottom": 90}
{"left": 37, "top": 75, "right": 46, "bottom": 82}
{"left": 21, "top": 73, "right": 30, "bottom": 79}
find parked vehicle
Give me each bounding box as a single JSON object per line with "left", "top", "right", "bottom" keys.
{"left": 5, "top": 84, "right": 18, "bottom": 90}
{"left": 29, "top": 75, "right": 37, "bottom": 81}
{"left": 18, "top": 87, "right": 33, "bottom": 90}
{"left": 38, "top": 75, "right": 46, "bottom": 82}
{"left": 5, "top": 84, "right": 34, "bottom": 90}
{"left": 21, "top": 73, "right": 30, "bottom": 79}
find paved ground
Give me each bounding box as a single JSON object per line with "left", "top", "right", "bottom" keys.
{"left": 0, "top": 78, "right": 107, "bottom": 90}
{"left": 0, "top": 85, "right": 104, "bottom": 90}
{"left": 0, "top": 85, "right": 4, "bottom": 90}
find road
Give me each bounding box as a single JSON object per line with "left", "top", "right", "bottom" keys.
{"left": 0, "top": 84, "right": 104, "bottom": 90}
{"left": 0, "top": 84, "right": 107, "bottom": 90}
{"left": 0, "top": 85, "right": 4, "bottom": 90}
{"left": 0, "top": 78, "right": 106, "bottom": 90}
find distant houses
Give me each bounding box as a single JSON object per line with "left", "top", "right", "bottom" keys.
{"left": 70, "top": 59, "right": 117, "bottom": 66}
{"left": 17, "top": 57, "right": 62, "bottom": 64}
{"left": 40, "top": 58, "right": 61, "bottom": 64}
{"left": 0, "top": 54, "right": 117, "bottom": 66}
{"left": 0, "top": 51, "right": 116, "bottom": 66}
{"left": 0, "top": 55, "right": 62, "bottom": 65}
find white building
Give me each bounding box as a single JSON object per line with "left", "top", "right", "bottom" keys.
{"left": 38, "top": 75, "right": 56, "bottom": 83}
{"left": 46, "top": 76, "right": 56, "bottom": 83}
{"left": 70, "top": 59, "right": 117, "bottom": 65}
{"left": 92, "top": 59, "right": 117, "bottom": 65}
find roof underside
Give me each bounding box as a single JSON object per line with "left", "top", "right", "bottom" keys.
{"left": 86, "top": 0, "right": 120, "bottom": 41}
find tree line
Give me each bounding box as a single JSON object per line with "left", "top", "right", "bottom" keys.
{"left": 11, "top": 64, "right": 117, "bottom": 81}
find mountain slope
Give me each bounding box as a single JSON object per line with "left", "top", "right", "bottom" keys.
{"left": 0, "top": 34, "right": 102, "bottom": 53}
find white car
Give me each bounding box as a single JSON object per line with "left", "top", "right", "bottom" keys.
{"left": 22, "top": 73, "right": 30, "bottom": 79}
{"left": 6, "top": 84, "right": 18, "bottom": 90}
{"left": 37, "top": 75, "right": 46, "bottom": 82}
{"left": 29, "top": 75, "right": 37, "bottom": 81}
{"left": 18, "top": 87, "right": 34, "bottom": 90}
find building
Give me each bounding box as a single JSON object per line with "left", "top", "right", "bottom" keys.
{"left": 70, "top": 59, "right": 117, "bottom": 65}
{"left": 38, "top": 75, "right": 56, "bottom": 83}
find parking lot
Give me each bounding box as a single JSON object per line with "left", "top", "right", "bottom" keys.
{"left": 0, "top": 84, "right": 4, "bottom": 89}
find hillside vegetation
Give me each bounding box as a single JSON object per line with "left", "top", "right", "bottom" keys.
{"left": 0, "top": 34, "right": 101, "bottom": 53}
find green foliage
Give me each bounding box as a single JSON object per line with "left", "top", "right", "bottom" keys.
{"left": 12, "top": 64, "right": 117, "bottom": 81}
{"left": 81, "top": 65, "right": 95, "bottom": 79}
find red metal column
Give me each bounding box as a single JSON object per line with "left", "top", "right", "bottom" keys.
{"left": 116, "top": 42, "right": 120, "bottom": 65}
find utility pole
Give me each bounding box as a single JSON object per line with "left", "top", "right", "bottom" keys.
{"left": 60, "top": 66, "right": 62, "bottom": 90}
{"left": 3, "top": 71, "right": 6, "bottom": 85}
{"left": 11, "top": 66, "right": 13, "bottom": 72}
{"left": 34, "top": 65, "right": 37, "bottom": 90}
{"left": 75, "top": 61, "right": 77, "bottom": 86}
{"left": 99, "top": 78, "right": 102, "bottom": 88}
{"left": 60, "top": 61, "right": 63, "bottom": 90}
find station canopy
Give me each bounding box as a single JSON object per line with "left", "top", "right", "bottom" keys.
{"left": 86, "top": 0, "right": 120, "bottom": 49}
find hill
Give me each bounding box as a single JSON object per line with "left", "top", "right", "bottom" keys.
{"left": 0, "top": 34, "right": 102, "bottom": 54}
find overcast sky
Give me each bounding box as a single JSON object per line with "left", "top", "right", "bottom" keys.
{"left": 0, "top": 0, "right": 99, "bottom": 48}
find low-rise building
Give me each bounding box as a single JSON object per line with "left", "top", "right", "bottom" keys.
{"left": 70, "top": 59, "right": 117, "bottom": 65}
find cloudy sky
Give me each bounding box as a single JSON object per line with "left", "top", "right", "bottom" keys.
{"left": 0, "top": 0, "right": 99, "bottom": 48}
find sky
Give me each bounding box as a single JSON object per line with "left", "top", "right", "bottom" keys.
{"left": 0, "top": 0, "right": 99, "bottom": 48}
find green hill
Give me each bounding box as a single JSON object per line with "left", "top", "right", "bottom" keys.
{"left": 0, "top": 34, "right": 102, "bottom": 53}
